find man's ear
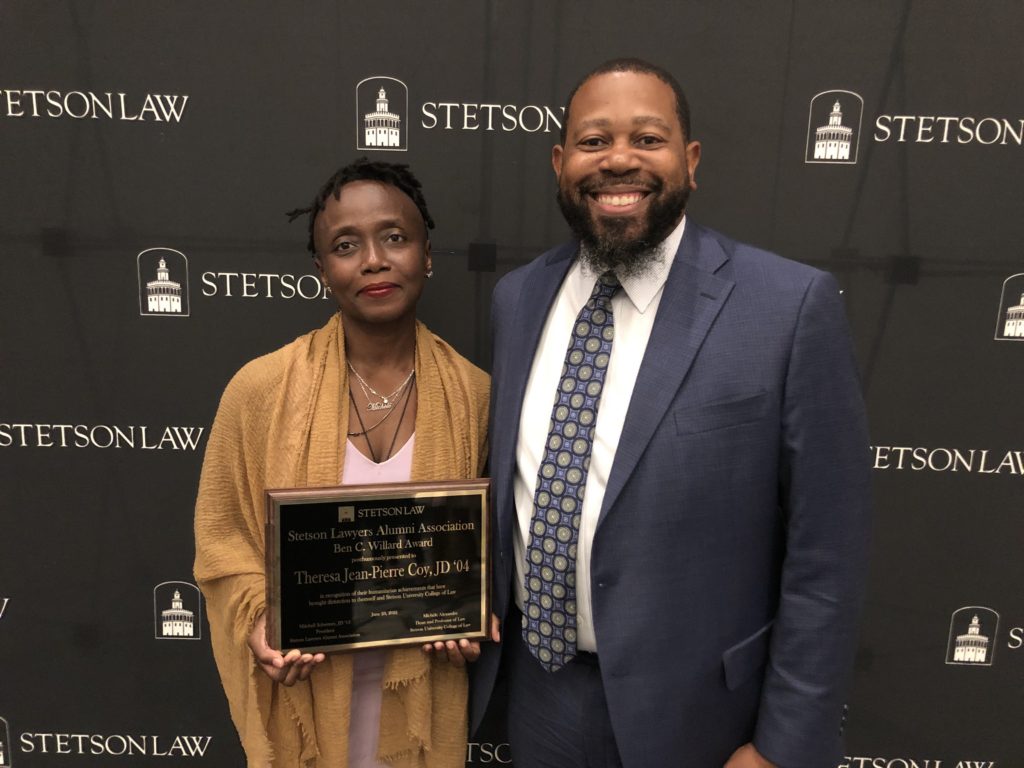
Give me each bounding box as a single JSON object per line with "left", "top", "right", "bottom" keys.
{"left": 685, "top": 140, "right": 701, "bottom": 190}
{"left": 551, "top": 144, "right": 564, "bottom": 181}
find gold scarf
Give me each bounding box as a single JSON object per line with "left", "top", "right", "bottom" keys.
{"left": 194, "top": 313, "right": 489, "bottom": 767}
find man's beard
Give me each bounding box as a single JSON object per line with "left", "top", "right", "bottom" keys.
{"left": 557, "top": 175, "right": 690, "bottom": 278}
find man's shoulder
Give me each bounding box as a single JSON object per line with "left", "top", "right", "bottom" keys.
{"left": 693, "top": 223, "right": 823, "bottom": 283}
{"left": 689, "top": 223, "right": 835, "bottom": 306}
{"left": 494, "top": 241, "right": 576, "bottom": 299}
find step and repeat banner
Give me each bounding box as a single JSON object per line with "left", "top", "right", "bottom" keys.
{"left": 1, "top": 1, "right": 1021, "bottom": 766}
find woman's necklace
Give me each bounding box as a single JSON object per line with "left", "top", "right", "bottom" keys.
{"left": 347, "top": 361, "right": 414, "bottom": 411}
{"left": 348, "top": 377, "right": 414, "bottom": 463}
{"left": 346, "top": 371, "right": 415, "bottom": 437}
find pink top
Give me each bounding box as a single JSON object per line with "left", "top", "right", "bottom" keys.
{"left": 342, "top": 435, "right": 414, "bottom": 768}
{"left": 342, "top": 434, "right": 415, "bottom": 485}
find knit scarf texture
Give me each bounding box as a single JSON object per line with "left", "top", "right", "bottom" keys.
{"left": 194, "top": 313, "right": 489, "bottom": 767}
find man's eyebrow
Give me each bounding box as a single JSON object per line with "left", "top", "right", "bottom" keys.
{"left": 327, "top": 218, "right": 407, "bottom": 237}
{"left": 572, "top": 115, "right": 675, "bottom": 133}
{"left": 574, "top": 117, "right": 612, "bottom": 132}
{"left": 631, "top": 115, "right": 675, "bottom": 132}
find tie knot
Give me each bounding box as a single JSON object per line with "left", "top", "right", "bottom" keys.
{"left": 592, "top": 271, "right": 620, "bottom": 302}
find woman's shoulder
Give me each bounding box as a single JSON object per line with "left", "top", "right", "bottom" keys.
{"left": 217, "top": 326, "right": 323, "bottom": 415}
{"left": 427, "top": 329, "right": 490, "bottom": 391}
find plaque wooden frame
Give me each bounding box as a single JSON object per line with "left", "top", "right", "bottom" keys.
{"left": 265, "top": 479, "right": 490, "bottom": 654}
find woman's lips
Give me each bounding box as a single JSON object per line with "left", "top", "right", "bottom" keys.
{"left": 359, "top": 283, "right": 398, "bottom": 298}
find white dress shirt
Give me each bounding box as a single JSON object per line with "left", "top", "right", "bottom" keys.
{"left": 513, "top": 215, "right": 687, "bottom": 652}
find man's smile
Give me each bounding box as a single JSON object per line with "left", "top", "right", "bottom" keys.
{"left": 594, "top": 191, "right": 646, "bottom": 206}
{"left": 583, "top": 182, "right": 656, "bottom": 216}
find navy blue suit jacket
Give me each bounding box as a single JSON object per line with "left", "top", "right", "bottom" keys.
{"left": 471, "top": 221, "right": 871, "bottom": 768}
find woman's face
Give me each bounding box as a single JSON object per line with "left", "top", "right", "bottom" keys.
{"left": 312, "top": 180, "right": 431, "bottom": 328}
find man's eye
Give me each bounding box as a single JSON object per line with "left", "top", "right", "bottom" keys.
{"left": 386, "top": 233, "right": 407, "bottom": 243}
{"left": 334, "top": 240, "right": 355, "bottom": 252}
{"left": 637, "top": 135, "right": 664, "bottom": 146}
{"left": 579, "top": 137, "right": 606, "bottom": 148}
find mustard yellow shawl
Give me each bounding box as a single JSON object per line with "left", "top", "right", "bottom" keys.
{"left": 194, "top": 314, "right": 489, "bottom": 767}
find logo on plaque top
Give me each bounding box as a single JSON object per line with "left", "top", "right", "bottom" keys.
{"left": 805, "top": 90, "right": 863, "bottom": 165}
{"left": 0, "top": 715, "right": 11, "bottom": 767}
{"left": 137, "top": 248, "right": 190, "bottom": 317}
{"left": 338, "top": 505, "right": 356, "bottom": 523}
{"left": 945, "top": 606, "right": 999, "bottom": 666}
{"left": 153, "top": 581, "right": 202, "bottom": 640}
{"left": 357, "top": 77, "right": 408, "bottom": 152}
{"left": 995, "top": 273, "right": 1024, "bottom": 341}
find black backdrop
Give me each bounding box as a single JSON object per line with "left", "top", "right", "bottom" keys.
{"left": 1, "top": 2, "right": 1022, "bottom": 766}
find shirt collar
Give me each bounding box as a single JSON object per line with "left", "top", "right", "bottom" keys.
{"left": 574, "top": 214, "right": 687, "bottom": 314}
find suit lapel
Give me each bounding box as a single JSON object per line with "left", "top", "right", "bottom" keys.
{"left": 598, "top": 223, "right": 735, "bottom": 525}
{"left": 495, "top": 244, "right": 576, "bottom": 552}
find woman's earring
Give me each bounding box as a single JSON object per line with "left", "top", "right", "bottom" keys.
{"left": 323, "top": 281, "right": 332, "bottom": 294}
{"left": 426, "top": 269, "right": 434, "bottom": 279}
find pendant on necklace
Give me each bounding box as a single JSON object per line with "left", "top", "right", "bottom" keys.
{"left": 367, "top": 400, "right": 392, "bottom": 412}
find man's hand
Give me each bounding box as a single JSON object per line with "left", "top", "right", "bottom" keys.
{"left": 421, "top": 613, "right": 501, "bottom": 667}
{"left": 247, "top": 612, "right": 325, "bottom": 686}
{"left": 724, "top": 743, "right": 778, "bottom": 768}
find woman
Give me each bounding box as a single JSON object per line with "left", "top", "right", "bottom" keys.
{"left": 194, "top": 159, "right": 490, "bottom": 767}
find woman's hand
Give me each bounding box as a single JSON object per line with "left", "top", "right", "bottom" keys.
{"left": 421, "top": 614, "right": 501, "bottom": 667}
{"left": 247, "top": 612, "right": 326, "bottom": 685}
{"left": 724, "top": 743, "right": 777, "bottom": 768}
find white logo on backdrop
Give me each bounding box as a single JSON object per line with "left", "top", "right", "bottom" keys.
{"left": 357, "top": 77, "right": 408, "bottom": 151}
{"left": 154, "top": 581, "right": 201, "bottom": 640}
{"left": 945, "top": 606, "right": 999, "bottom": 666}
{"left": 138, "top": 248, "right": 190, "bottom": 317}
{"left": 805, "top": 90, "right": 863, "bottom": 165}
{"left": 995, "top": 273, "right": 1024, "bottom": 341}
{"left": 0, "top": 716, "right": 11, "bottom": 767}
{"left": 0, "top": 88, "right": 188, "bottom": 122}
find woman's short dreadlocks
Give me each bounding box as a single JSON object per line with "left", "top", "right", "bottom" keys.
{"left": 286, "top": 157, "right": 435, "bottom": 256}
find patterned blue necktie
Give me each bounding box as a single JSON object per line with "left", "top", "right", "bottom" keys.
{"left": 522, "top": 271, "right": 619, "bottom": 671}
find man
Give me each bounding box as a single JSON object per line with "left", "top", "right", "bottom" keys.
{"left": 471, "top": 58, "right": 871, "bottom": 768}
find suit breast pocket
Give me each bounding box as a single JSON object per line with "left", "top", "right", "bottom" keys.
{"left": 673, "top": 391, "right": 770, "bottom": 435}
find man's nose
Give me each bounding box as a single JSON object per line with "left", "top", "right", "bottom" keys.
{"left": 599, "top": 140, "right": 641, "bottom": 174}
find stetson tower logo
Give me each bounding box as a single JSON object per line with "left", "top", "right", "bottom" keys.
{"left": 806, "top": 90, "right": 863, "bottom": 165}
{"left": 357, "top": 76, "right": 408, "bottom": 151}
{"left": 153, "top": 581, "right": 202, "bottom": 640}
{"left": 994, "top": 273, "right": 1024, "bottom": 341}
{"left": 137, "top": 248, "right": 189, "bottom": 317}
{"left": 946, "top": 606, "right": 999, "bottom": 666}
{"left": 0, "top": 716, "right": 10, "bottom": 767}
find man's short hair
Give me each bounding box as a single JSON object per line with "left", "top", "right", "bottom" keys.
{"left": 287, "top": 158, "right": 435, "bottom": 256}
{"left": 559, "top": 58, "right": 692, "bottom": 145}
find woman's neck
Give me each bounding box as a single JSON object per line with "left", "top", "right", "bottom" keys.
{"left": 344, "top": 315, "right": 417, "bottom": 371}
